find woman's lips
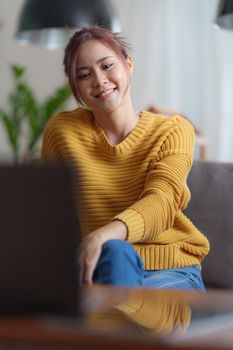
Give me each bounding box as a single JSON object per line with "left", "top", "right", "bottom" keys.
{"left": 95, "top": 88, "right": 116, "bottom": 100}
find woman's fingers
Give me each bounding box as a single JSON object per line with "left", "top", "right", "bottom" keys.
{"left": 78, "top": 233, "right": 102, "bottom": 285}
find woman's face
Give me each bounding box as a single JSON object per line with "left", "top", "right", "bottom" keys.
{"left": 75, "top": 39, "right": 133, "bottom": 113}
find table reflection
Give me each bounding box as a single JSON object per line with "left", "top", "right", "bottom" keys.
{"left": 84, "top": 288, "right": 191, "bottom": 337}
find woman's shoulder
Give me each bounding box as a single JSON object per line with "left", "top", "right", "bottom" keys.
{"left": 47, "top": 107, "right": 93, "bottom": 124}
{"left": 141, "top": 110, "right": 194, "bottom": 135}
{"left": 141, "top": 110, "right": 192, "bottom": 126}
{"left": 44, "top": 107, "right": 94, "bottom": 131}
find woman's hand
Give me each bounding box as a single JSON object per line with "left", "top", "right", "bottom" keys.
{"left": 78, "top": 220, "right": 127, "bottom": 285}
{"left": 78, "top": 231, "right": 103, "bottom": 285}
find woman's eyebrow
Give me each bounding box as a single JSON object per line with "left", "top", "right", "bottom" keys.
{"left": 77, "top": 56, "right": 114, "bottom": 72}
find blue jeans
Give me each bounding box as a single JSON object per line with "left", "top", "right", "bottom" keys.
{"left": 93, "top": 240, "right": 205, "bottom": 290}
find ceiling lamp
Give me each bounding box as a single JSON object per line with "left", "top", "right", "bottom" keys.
{"left": 215, "top": 0, "right": 233, "bottom": 30}
{"left": 15, "top": 0, "right": 121, "bottom": 50}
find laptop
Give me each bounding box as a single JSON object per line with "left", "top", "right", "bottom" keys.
{"left": 0, "top": 162, "right": 80, "bottom": 316}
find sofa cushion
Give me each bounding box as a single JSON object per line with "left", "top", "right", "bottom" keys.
{"left": 184, "top": 161, "right": 233, "bottom": 289}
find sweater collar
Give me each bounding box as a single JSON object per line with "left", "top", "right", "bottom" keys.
{"left": 92, "top": 110, "right": 151, "bottom": 156}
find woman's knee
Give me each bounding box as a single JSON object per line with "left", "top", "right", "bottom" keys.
{"left": 94, "top": 239, "right": 144, "bottom": 286}
{"left": 102, "top": 239, "right": 134, "bottom": 257}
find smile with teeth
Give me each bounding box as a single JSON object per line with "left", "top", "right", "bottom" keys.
{"left": 95, "top": 88, "right": 116, "bottom": 99}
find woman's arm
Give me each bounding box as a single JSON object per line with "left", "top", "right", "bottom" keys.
{"left": 114, "top": 116, "right": 195, "bottom": 243}
{"left": 78, "top": 220, "right": 127, "bottom": 285}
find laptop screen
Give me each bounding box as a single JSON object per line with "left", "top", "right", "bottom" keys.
{"left": 0, "top": 163, "right": 79, "bottom": 315}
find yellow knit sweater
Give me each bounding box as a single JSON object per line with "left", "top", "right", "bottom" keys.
{"left": 41, "top": 108, "right": 210, "bottom": 270}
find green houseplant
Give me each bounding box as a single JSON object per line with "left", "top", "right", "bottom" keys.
{"left": 0, "top": 64, "right": 72, "bottom": 163}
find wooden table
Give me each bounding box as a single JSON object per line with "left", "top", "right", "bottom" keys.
{"left": 1, "top": 286, "right": 233, "bottom": 350}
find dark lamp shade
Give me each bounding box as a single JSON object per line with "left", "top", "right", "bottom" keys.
{"left": 215, "top": 0, "right": 233, "bottom": 30}
{"left": 15, "top": 0, "right": 122, "bottom": 50}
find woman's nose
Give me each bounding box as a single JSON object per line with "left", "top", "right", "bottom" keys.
{"left": 92, "top": 71, "right": 107, "bottom": 87}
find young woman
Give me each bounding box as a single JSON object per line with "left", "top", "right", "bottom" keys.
{"left": 41, "top": 26, "right": 210, "bottom": 289}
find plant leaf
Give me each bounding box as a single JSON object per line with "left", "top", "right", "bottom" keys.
{"left": 11, "top": 64, "right": 26, "bottom": 79}
{"left": 27, "top": 83, "right": 71, "bottom": 152}
{"left": 0, "top": 64, "right": 72, "bottom": 161}
{"left": 0, "top": 109, "right": 18, "bottom": 154}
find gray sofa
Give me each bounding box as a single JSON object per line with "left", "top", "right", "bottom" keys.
{"left": 184, "top": 161, "right": 233, "bottom": 289}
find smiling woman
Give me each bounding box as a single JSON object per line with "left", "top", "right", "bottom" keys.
{"left": 73, "top": 39, "right": 132, "bottom": 118}
{"left": 41, "top": 26, "right": 210, "bottom": 290}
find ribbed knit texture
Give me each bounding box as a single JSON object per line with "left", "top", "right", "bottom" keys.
{"left": 115, "top": 291, "right": 191, "bottom": 335}
{"left": 41, "top": 108, "right": 210, "bottom": 270}
{"left": 87, "top": 291, "right": 191, "bottom": 335}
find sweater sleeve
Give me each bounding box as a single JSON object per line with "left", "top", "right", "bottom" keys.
{"left": 40, "top": 116, "right": 63, "bottom": 162}
{"left": 114, "top": 116, "right": 195, "bottom": 243}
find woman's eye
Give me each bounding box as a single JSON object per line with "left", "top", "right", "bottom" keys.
{"left": 77, "top": 72, "right": 90, "bottom": 80}
{"left": 103, "top": 63, "right": 114, "bottom": 70}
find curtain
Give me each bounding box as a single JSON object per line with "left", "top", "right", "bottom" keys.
{"left": 113, "top": 0, "right": 233, "bottom": 161}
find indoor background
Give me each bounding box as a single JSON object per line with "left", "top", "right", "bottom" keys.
{"left": 0, "top": 0, "right": 233, "bottom": 161}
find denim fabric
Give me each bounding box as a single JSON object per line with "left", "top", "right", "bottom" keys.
{"left": 143, "top": 266, "right": 205, "bottom": 290}
{"left": 93, "top": 239, "right": 144, "bottom": 287}
{"left": 93, "top": 239, "right": 205, "bottom": 290}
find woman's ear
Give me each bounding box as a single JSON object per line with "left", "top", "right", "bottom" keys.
{"left": 126, "top": 55, "right": 133, "bottom": 74}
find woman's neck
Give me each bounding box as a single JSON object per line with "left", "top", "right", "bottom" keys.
{"left": 93, "top": 104, "right": 139, "bottom": 145}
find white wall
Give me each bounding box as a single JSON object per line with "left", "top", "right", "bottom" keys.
{"left": 1, "top": 0, "right": 233, "bottom": 161}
